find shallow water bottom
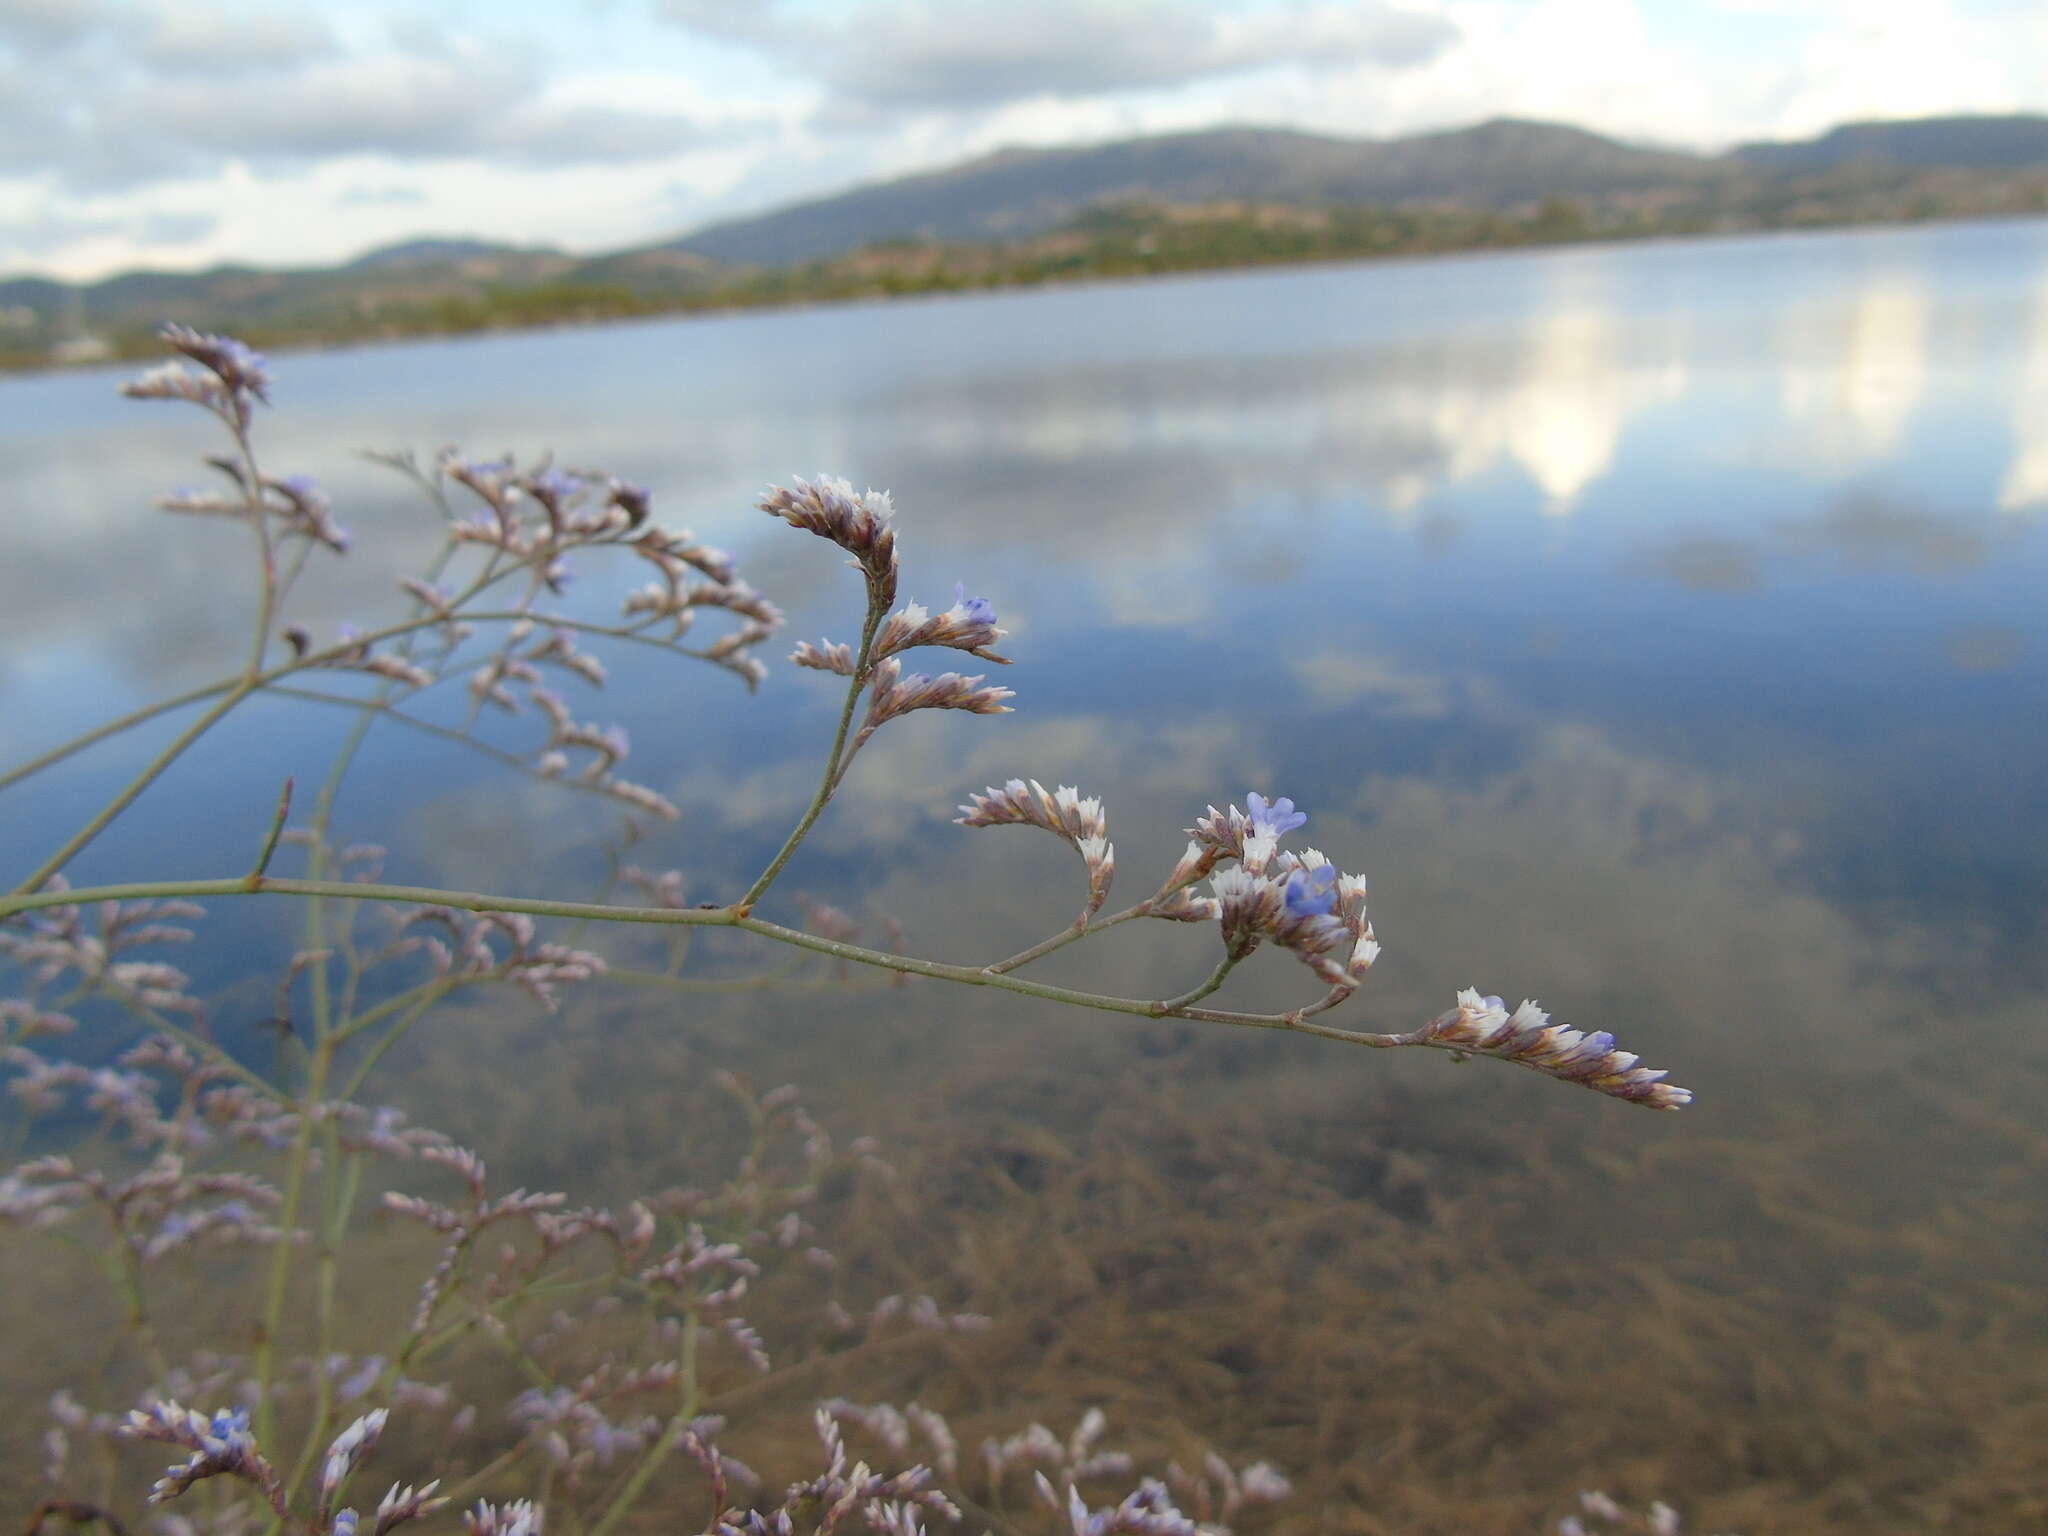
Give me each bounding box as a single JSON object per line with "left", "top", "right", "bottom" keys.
{"left": 12, "top": 969, "right": 2036, "bottom": 1536}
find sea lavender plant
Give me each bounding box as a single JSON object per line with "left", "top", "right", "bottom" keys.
{"left": 0, "top": 327, "right": 1712, "bottom": 1530}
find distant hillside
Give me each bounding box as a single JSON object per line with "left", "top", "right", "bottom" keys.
{"left": 6, "top": 112, "right": 2048, "bottom": 372}
{"left": 344, "top": 238, "right": 560, "bottom": 271}
{"left": 0, "top": 242, "right": 586, "bottom": 363}
{"left": 662, "top": 113, "right": 2048, "bottom": 267}
{"left": 1735, "top": 115, "right": 2048, "bottom": 173}
{"left": 665, "top": 120, "right": 1725, "bottom": 266}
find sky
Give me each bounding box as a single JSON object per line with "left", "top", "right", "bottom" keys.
{"left": 2, "top": 0, "right": 2044, "bottom": 283}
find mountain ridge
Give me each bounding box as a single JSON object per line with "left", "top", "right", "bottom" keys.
{"left": 659, "top": 118, "right": 1730, "bottom": 266}
{"left": 5, "top": 112, "right": 2046, "bottom": 369}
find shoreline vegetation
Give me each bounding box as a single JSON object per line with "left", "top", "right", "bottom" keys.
{"left": 9, "top": 184, "right": 2048, "bottom": 377}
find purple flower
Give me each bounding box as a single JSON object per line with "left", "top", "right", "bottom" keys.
{"left": 1245, "top": 792, "right": 1306, "bottom": 839}
{"left": 204, "top": 1406, "right": 253, "bottom": 1449}
{"left": 160, "top": 324, "right": 270, "bottom": 403}
{"left": 953, "top": 583, "right": 997, "bottom": 625}
{"left": 1283, "top": 865, "right": 1337, "bottom": 918}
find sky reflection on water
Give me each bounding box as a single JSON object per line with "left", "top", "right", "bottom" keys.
{"left": 5, "top": 218, "right": 2048, "bottom": 1528}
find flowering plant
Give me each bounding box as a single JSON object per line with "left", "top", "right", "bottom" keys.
{"left": 0, "top": 327, "right": 1704, "bottom": 1534}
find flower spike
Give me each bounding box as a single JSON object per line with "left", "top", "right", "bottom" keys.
{"left": 872, "top": 586, "right": 1010, "bottom": 665}
{"left": 958, "top": 780, "right": 1116, "bottom": 920}
{"left": 758, "top": 475, "right": 900, "bottom": 606}
{"left": 1421, "top": 991, "right": 1693, "bottom": 1109}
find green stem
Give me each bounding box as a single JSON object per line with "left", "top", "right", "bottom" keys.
{"left": 12, "top": 683, "right": 252, "bottom": 895}
{"left": 2, "top": 875, "right": 1377, "bottom": 1041}
{"left": 281, "top": 1139, "right": 361, "bottom": 1504}
{"left": 249, "top": 778, "right": 294, "bottom": 880}
{"left": 0, "top": 678, "right": 235, "bottom": 793}
{"left": 432, "top": 1444, "right": 532, "bottom": 1510}
{"left": 264, "top": 544, "right": 468, "bottom": 1498}
{"left": 275, "top": 536, "right": 316, "bottom": 609}
{"left": 330, "top": 978, "right": 451, "bottom": 1049}
{"left": 233, "top": 420, "right": 279, "bottom": 679}
{"left": 266, "top": 687, "right": 656, "bottom": 807}
{"left": 412, "top": 1270, "right": 622, "bottom": 1367}
{"left": 0, "top": 876, "right": 725, "bottom": 924}
{"left": 736, "top": 599, "right": 887, "bottom": 912}
{"left": 588, "top": 1312, "right": 699, "bottom": 1536}
{"left": 388, "top": 1238, "right": 477, "bottom": 1385}
{"left": 983, "top": 904, "right": 1149, "bottom": 974}
{"left": 1155, "top": 954, "right": 1239, "bottom": 1011}
{"left": 92, "top": 986, "right": 276, "bottom": 1097}
{"left": 3, "top": 563, "right": 733, "bottom": 893}
{"left": 106, "top": 1223, "right": 171, "bottom": 1385}
{"left": 334, "top": 985, "right": 451, "bottom": 1103}
{"left": 437, "top": 1291, "right": 561, "bottom": 1391}
{"left": 253, "top": 1033, "right": 330, "bottom": 1447}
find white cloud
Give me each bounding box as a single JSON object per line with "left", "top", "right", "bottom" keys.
{"left": 0, "top": 1, "right": 786, "bottom": 275}
{"left": 4, "top": 0, "right": 2047, "bottom": 280}
{"left": 0, "top": 11, "right": 744, "bottom": 188}
{"left": 133, "top": 1, "right": 338, "bottom": 74}
{"left": 1736, "top": 0, "right": 2046, "bottom": 142}
{"left": 661, "top": 0, "right": 1458, "bottom": 110}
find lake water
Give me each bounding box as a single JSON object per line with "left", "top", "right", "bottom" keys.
{"left": 4, "top": 220, "right": 2048, "bottom": 1533}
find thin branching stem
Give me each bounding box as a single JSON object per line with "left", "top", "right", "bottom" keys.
{"left": 248, "top": 778, "right": 294, "bottom": 880}
{"left": 3, "top": 535, "right": 744, "bottom": 890}
{"left": 280, "top": 1136, "right": 364, "bottom": 1504}
{"left": 253, "top": 1032, "right": 330, "bottom": 1448}
{"left": 91, "top": 985, "right": 276, "bottom": 1097}
{"left": 10, "top": 684, "right": 254, "bottom": 896}
{"left": 587, "top": 1311, "right": 699, "bottom": 1536}
{"left": 1155, "top": 954, "right": 1241, "bottom": 1012}
{"left": 0, "top": 678, "right": 237, "bottom": 793}
{"left": 334, "top": 983, "right": 454, "bottom": 1103}
{"left": 103, "top": 1207, "right": 170, "bottom": 1385}
{"left": 983, "top": 903, "right": 1151, "bottom": 974}
{"left": 0, "top": 875, "right": 1394, "bottom": 1044}
{"left": 736, "top": 592, "right": 888, "bottom": 912}
{"left": 232, "top": 415, "right": 279, "bottom": 680}
{"left": 431, "top": 1444, "right": 532, "bottom": 1510}
{"left": 262, "top": 536, "right": 469, "bottom": 1477}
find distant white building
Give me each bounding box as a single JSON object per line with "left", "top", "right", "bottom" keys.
{"left": 51, "top": 333, "right": 113, "bottom": 365}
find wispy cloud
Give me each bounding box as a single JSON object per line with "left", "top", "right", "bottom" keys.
{"left": 0, "top": 7, "right": 741, "bottom": 190}
{"left": 3, "top": 0, "right": 2044, "bottom": 281}
{"left": 659, "top": 0, "right": 1458, "bottom": 111}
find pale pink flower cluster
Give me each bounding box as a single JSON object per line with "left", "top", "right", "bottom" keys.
{"left": 853, "top": 659, "right": 1015, "bottom": 747}
{"left": 957, "top": 779, "right": 1116, "bottom": 919}
{"left": 872, "top": 587, "right": 1009, "bottom": 666}
{"left": 391, "top": 907, "right": 609, "bottom": 1012}
{"left": 758, "top": 475, "right": 900, "bottom": 604}
{"left": 1424, "top": 991, "right": 1693, "bottom": 1110}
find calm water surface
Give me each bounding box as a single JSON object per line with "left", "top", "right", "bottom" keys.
{"left": 4, "top": 221, "right": 2048, "bottom": 1532}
